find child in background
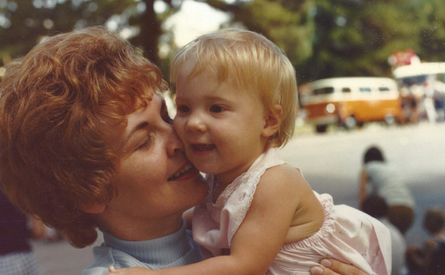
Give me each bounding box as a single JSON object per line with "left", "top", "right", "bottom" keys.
{"left": 406, "top": 207, "right": 445, "bottom": 275}
{"left": 108, "top": 28, "right": 391, "bottom": 275}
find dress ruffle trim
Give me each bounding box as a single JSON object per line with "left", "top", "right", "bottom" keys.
{"left": 283, "top": 193, "right": 336, "bottom": 249}
{"left": 204, "top": 149, "right": 285, "bottom": 245}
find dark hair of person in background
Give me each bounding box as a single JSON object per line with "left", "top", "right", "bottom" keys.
{"left": 363, "top": 146, "right": 385, "bottom": 164}
{"left": 423, "top": 207, "right": 445, "bottom": 235}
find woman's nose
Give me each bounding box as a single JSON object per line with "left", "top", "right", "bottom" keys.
{"left": 166, "top": 123, "right": 184, "bottom": 157}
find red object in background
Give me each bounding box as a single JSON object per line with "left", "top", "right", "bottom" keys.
{"left": 388, "top": 49, "right": 420, "bottom": 67}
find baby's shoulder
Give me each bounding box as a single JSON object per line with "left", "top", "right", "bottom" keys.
{"left": 259, "top": 164, "right": 309, "bottom": 194}
{"left": 263, "top": 163, "right": 304, "bottom": 181}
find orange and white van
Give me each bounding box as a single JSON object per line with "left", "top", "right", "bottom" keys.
{"left": 301, "top": 77, "right": 403, "bottom": 132}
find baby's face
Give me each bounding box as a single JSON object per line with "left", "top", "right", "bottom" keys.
{"left": 174, "top": 62, "right": 269, "bottom": 185}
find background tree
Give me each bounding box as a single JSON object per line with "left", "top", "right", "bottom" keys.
{"left": 415, "top": 0, "right": 445, "bottom": 61}
{"left": 0, "top": 0, "right": 180, "bottom": 66}
{"left": 1, "top": 0, "right": 445, "bottom": 85}
{"left": 300, "top": 0, "right": 421, "bottom": 82}
{"left": 206, "top": 0, "right": 315, "bottom": 83}
{"left": 206, "top": 0, "right": 435, "bottom": 83}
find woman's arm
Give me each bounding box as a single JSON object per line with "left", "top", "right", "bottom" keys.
{"left": 108, "top": 258, "right": 371, "bottom": 275}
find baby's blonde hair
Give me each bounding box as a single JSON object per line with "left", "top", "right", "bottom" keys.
{"left": 170, "top": 28, "right": 297, "bottom": 147}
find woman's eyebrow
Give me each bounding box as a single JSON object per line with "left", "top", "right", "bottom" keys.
{"left": 125, "top": 121, "right": 149, "bottom": 144}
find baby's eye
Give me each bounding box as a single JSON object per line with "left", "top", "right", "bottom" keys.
{"left": 176, "top": 105, "right": 190, "bottom": 114}
{"left": 209, "top": 105, "right": 224, "bottom": 113}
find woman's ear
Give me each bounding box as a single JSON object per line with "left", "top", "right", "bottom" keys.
{"left": 262, "top": 104, "right": 283, "bottom": 138}
{"left": 78, "top": 203, "right": 106, "bottom": 214}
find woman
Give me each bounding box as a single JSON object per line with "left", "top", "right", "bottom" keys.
{"left": 0, "top": 26, "right": 368, "bottom": 275}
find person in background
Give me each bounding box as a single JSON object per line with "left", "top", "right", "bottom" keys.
{"left": 0, "top": 26, "right": 367, "bottom": 275}
{"left": 362, "top": 194, "right": 408, "bottom": 275}
{"left": 0, "top": 189, "right": 45, "bottom": 275}
{"left": 406, "top": 207, "right": 445, "bottom": 275}
{"left": 360, "top": 145, "right": 416, "bottom": 235}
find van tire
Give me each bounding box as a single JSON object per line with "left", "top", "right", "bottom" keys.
{"left": 384, "top": 114, "right": 396, "bottom": 125}
{"left": 344, "top": 116, "right": 357, "bottom": 130}
{"left": 315, "top": 125, "right": 328, "bottom": 133}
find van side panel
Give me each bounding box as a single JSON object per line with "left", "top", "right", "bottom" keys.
{"left": 305, "top": 101, "right": 340, "bottom": 124}
{"left": 302, "top": 77, "right": 402, "bottom": 129}
{"left": 340, "top": 98, "right": 402, "bottom": 122}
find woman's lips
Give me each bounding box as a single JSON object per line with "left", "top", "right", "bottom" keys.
{"left": 168, "top": 164, "right": 196, "bottom": 181}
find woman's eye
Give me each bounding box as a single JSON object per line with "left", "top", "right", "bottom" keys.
{"left": 210, "top": 105, "right": 224, "bottom": 113}
{"left": 136, "top": 137, "right": 151, "bottom": 151}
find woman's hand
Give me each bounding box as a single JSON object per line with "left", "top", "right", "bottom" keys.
{"left": 310, "top": 259, "right": 369, "bottom": 275}
{"left": 107, "top": 266, "right": 156, "bottom": 275}
{"left": 107, "top": 259, "right": 370, "bottom": 275}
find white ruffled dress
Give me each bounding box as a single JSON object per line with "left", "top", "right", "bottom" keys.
{"left": 192, "top": 148, "right": 391, "bottom": 275}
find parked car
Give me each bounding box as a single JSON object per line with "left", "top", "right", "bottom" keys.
{"left": 301, "top": 77, "right": 403, "bottom": 133}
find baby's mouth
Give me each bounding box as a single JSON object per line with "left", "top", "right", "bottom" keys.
{"left": 191, "top": 144, "right": 216, "bottom": 151}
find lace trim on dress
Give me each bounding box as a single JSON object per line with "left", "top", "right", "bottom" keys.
{"left": 203, "top": 148, "right": 286, "bottom": 245}
{"left": 204, "top": 168, "right": 268, "bottom": 244}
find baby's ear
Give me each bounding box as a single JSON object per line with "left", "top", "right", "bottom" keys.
{"left": 78, "top": 203, "right": 106, "bottom": 214}
{"left": 262, "top": 104, "right": 283, "bottom": 138}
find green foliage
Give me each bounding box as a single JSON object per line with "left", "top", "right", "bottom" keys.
{"left": 297, "top": 0, "right": 421, "bottom": 82}
{"left": 416, "top": 0, "right": 445, "bottom": 61}
{"left": 209, "top": 0, "right": 445, "bottom": 84}
{"left": 0, "top": 0, "right": 174, "bottom": 66}
{"left": 1, "top": 0, "right": 445, "bottom": 85}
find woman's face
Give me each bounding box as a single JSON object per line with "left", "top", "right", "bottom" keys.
{"left": 106, "top": 95, "right": 207, "bottom": 228}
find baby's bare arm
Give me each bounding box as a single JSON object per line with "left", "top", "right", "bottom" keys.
{"left": 280, "top": 165, "right": 324, "bottom": 244}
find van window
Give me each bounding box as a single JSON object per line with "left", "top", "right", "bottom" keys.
{"left": 379, "top": 87, "right": 390, "bottom": 92}
{"left": 313, "top": 87, "right": 334, "bottom": 95}
{"left": 360, "top": 87, "right": 371, "bottom": 93}
{"left": 342, "top": 88, "right": 351, "bottom": 93}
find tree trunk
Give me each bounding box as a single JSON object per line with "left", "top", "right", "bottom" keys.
{"left": 134, "top": 0, "right": 161, "bottom": 65}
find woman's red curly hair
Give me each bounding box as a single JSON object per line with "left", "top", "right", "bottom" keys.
{"left": 0, "top": 26, "right": 167, "bottom": 248}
